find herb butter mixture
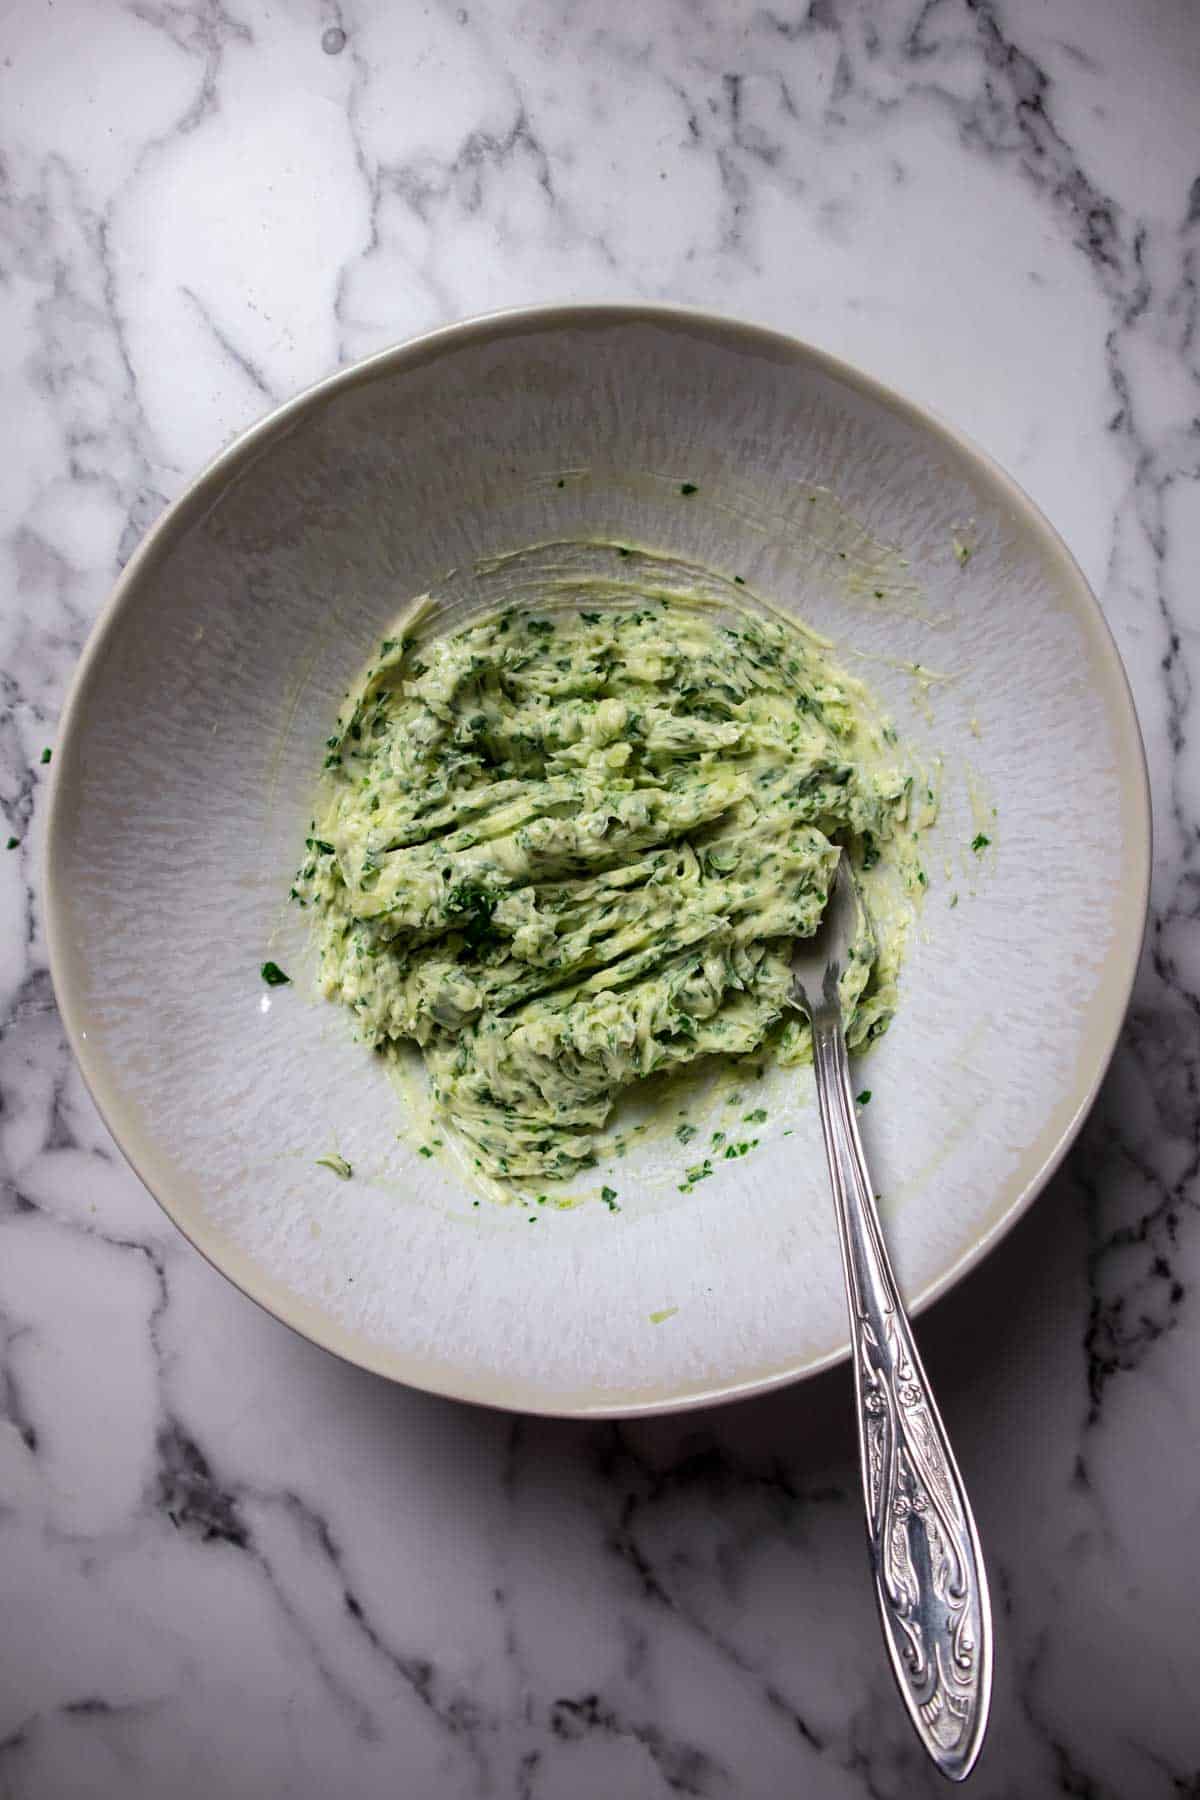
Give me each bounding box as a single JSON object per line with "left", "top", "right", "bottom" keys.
{"left": 296, "top": 598, "right": 917, "bottom": 1181}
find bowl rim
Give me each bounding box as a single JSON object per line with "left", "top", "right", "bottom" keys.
{"left": 43, "top": 300, "right": 1152, "bottom": 1419}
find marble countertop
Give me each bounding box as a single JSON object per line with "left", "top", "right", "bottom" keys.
{"left": 2, "top": 0, "right": 1197, "bottom": 1793}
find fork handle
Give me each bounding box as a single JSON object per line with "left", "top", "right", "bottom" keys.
{"left": 809, "top": 1006, "right": 993, "bottom": 1782}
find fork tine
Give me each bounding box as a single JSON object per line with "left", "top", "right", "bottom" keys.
{"left": 789, "top": 851, "right": 864, "bottom": 1018}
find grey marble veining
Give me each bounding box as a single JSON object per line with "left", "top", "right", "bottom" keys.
{"left": 1, "top": 0, "right": 1198, "bottom": 1794}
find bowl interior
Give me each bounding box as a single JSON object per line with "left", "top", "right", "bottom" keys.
{"left": 46, "top": 310, "right": 1148, "bottom": 1414}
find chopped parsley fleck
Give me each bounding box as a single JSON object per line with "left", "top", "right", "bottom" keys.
{"left": 260, "top": 961, "right": 290, "bottom": 986}
{"left": 675, "top": 1122, "right": 697, "bottom": 1144}
{"left": 970, "top": 833, "right": 991, "bottom": 853}
{"left": 316, "top": 1154, "right": 353, "bottom": 1179}
{"left": 5, "top": 837, "right": 17, "bottom": 851}
{"left": 445, "top": 878, "right": 498, "bottom": 945}
{"left": 743, "top": 1107, "right": 767, "bottom": 1124}
{"left": 679, "top": 482, "right": 698, "bottom": 496}
{"left": 856, "top": 1090, "right": 871, "bottom": 1107}
{"left": 418, "top": 1145, "right": 433, "bottom": 1158}
{"left": 40, "top": 748, "right": 52, "bottom": 765}
{"left": 649, "top": 1307, "right": 678, "bottom": 1325}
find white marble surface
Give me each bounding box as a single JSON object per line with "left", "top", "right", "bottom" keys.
{"left": 1, "top": 0, "right": 1197, "bottom": 1792}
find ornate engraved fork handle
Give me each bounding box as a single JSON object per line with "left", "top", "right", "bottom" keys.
{"left": 809, "top": 1003, "right": 993, "bottom": 1782}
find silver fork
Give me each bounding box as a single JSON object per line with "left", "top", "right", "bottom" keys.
{"left": 791, "top": 857, "right": 992, "bottom": 1782}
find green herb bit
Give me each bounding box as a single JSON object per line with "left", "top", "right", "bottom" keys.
{"left": 5, "top": 837, "right": 17, "bottom": 851}
{"left": 970, "top": 833, "right": 991, "bottom": 853}
{"left": 856, "top": 1091, "right": 872, "bottom": 1107}
{"left": 679, "top": 482, "right": 698, "bottom": 496}
{"left": 316, "top": 1154, "right": 353, "bottom": 1179}
{"left": 40, "top": 748, "right": 52, "bottom": 765}
{"left": 675, "top": 1122, "right": 697, "bottom": 1145}
{"left": 261, "top": 961, "right": 290, "bottom": 986}
{"left": 649, "top": 1307, "right": 678, "bottom": 1325}
{"left": 418, "top": 1145, "right": 434, "bottom": 1158}
{"left": 743, "top": 1108, "right": 767, "bottom": 1124}
{"left": 601, "top": 1185, "right": 620, "bottom": 1212}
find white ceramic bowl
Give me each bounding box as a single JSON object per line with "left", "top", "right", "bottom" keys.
{"left": 45, "top": 306, "right": 1149, "bottom": 1416}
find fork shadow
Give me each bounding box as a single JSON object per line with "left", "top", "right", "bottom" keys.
{"left": 311, "top": 1108, "right": 1088, "bottom": 1549}
{"left": 524, "top": 1144, "right": 1082, "bottom": 1472}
